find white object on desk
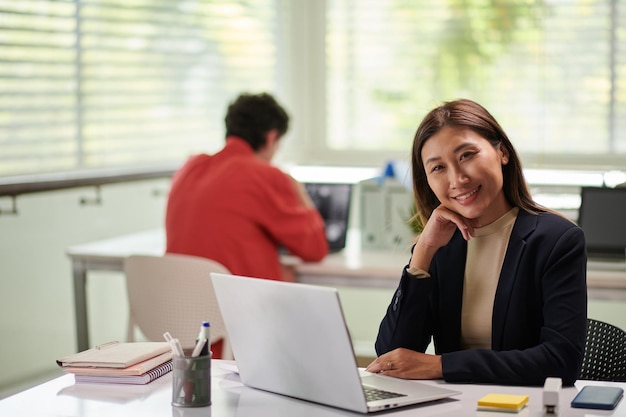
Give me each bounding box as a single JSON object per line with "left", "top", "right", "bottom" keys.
{"left": 360, "top": 178, "right": 415, "bottom": 250}
{"left": 543, "top": 377, "right": 562, "bottom": 414}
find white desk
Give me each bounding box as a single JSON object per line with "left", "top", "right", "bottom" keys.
{"left": 67, "top": 228, "right": 626, "bottom": 352}
{"left": 2, "top": 360, "right": 625, "bottom": 417}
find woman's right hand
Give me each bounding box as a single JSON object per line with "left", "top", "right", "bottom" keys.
{"left": 421, "top": 205, "right": 476, "bottom": 245}
{"left": 409, "top": 206, "right": 476, "bottom": 271}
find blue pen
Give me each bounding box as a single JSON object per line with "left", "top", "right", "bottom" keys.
{"left": 195, "top": 321, "right": 210, "bottom": 356}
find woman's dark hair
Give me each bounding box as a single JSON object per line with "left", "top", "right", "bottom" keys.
{"left": 411, "top": 99, "right": 551, "bottom": 223}
{"left": 224, "top": 93, "right": 289, "bottom": 151}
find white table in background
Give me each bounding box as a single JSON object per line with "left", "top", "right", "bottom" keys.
{"left": 67, "top": 229, "right": 626, "bottom": 352}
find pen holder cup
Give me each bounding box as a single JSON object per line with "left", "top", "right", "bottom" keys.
{"left": 171, "top": 353, "right": 211, "bottom": 407}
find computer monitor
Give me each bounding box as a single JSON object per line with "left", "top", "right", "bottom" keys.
{"left": 578, "top": 186, "right": 626, "bottom": 260}
{"left": 304, "top": 183, "right": 352, "bottom": 253}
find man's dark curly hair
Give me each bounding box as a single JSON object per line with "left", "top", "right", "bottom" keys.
{"left": 224, "top": 93, "right": 289, "bottom": 151}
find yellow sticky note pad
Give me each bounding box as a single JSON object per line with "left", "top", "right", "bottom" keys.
{"left": 477, "top": 393, "right": 529, "bottom": 412}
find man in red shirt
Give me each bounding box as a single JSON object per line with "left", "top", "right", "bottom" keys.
{"left": 165, "top": 92, "right": 328, "bottom": 282}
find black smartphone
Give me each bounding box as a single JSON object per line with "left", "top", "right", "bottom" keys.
{"left": 571, "top": 386, "right": 624, "bottom": 410}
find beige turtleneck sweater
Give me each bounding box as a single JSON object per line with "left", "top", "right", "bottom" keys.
{"left": 460, "top": 207, "right": 519, "bottom": 349}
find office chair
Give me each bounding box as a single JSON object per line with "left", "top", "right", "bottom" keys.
{"left": 124, "top": 253, "right": 233, "bottom": 359}
{"left": 579, "top": 318, "right": 626, "bottom": 382}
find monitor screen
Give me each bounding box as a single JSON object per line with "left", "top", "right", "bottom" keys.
{"left": 304, "top": 183, "right": 352, "bottom": 252}
{"left": 578, "top": 186, "right": 626, "bottom": 259}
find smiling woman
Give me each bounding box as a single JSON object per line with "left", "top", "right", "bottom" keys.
{"left": 367, "top": 99, "right": 588, "bottom": 387}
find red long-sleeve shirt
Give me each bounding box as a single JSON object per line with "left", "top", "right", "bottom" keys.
{"left": 165, "top": 137, "right": 328, "bottom": 281}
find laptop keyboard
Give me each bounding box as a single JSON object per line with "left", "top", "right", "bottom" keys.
{"left": 363, "top": 385, "right": 407, "bottom": 402}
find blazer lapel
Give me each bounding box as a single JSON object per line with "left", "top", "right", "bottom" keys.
{"left": 491, "top": 210, "right": 537, "bottom": 348}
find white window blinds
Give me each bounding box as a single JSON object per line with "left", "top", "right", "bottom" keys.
{"left": 0, "top": 0, "right": 286, "bottom": 176}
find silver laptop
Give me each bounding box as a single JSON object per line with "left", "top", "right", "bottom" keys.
{"left": 210, "top": 273, "right": 461, "bottom": 413}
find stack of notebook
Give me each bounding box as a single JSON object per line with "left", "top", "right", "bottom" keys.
{"left": 56, "top": 341, "right": 173, "bottom": 385}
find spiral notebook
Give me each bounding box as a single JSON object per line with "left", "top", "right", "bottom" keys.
{"left": 62, "top": 351, "right": 172, "bottom": 376}
{"left": 73, "top": 360, "right": 172, "bottom": 385}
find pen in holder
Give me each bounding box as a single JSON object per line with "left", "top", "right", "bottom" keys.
{"left": 171, "top": 351, "right": 212, "bottom": 407}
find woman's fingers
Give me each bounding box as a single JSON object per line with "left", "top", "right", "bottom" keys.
{"left": 365, "top": 349, "right": 443, "bottom": 380}
{"left": 423, "top": 206, "right": 475, "bottom": 243}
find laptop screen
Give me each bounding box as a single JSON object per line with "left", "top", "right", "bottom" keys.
{"left": 304, "top": 182, "right": 352, "bottom": 252}
{"left": 578, "top": 186, "right": 626, "bottom": 259}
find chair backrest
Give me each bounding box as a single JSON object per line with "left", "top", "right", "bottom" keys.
{"left": 580, "top": 318, "right": 626, "bottom": 382}
{"left": 124, "top": 253, "right": 233, "bottom": 359}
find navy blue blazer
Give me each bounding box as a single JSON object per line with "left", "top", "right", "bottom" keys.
{"left": 375, "top": 210, "right": 588, "bottom": 386}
